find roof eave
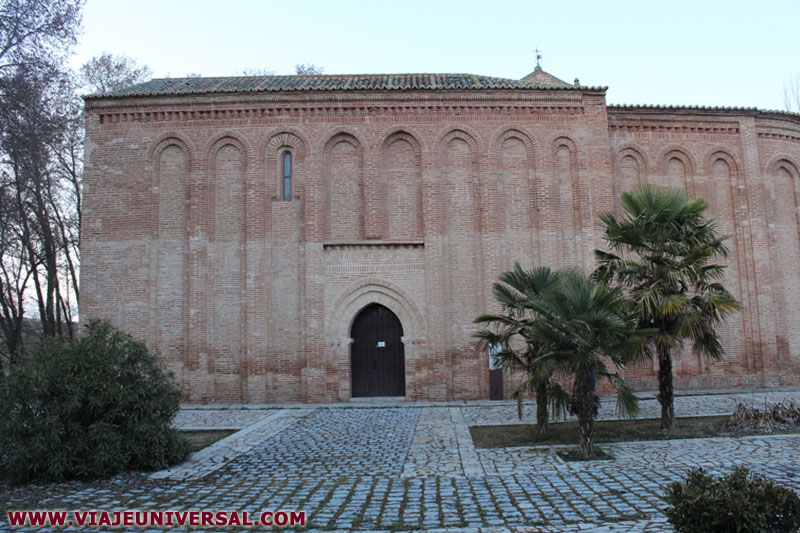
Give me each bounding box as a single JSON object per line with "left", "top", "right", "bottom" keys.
{"left": 84, "top": 85, "right": 608, "bottom": 101}
{"left": 608, "top": 103, "right": 800, "bottom": 121}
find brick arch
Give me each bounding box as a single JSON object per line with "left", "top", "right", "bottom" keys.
{"left": 656, "top": 146, "right": 697, "bottom": 196}
{"left": 490, "top": 126, "right": 541, "bottom": 169}
{"left": 260, "top": 126, "right": 311, "bottom": 159}
{"left": 324, "top": 131, "right": 364, "bottom": 240}
{"left": 550, "top": 135, "right": 584, "bottom": 267}
{"left": 323, "top": 131, "right": 364, "bottom": 169}
{"left": 761, "top": 157, "right": 800, "bottom": 375}
{"left": 326, "top": 279, "right": 427, "bottom": 401}
{"left": 149, "top": 139, "right": 191, "bottom": 224}
{"left": 766, "top": 155, "right": 800, "bottom": 178}
{"left": 612, "top": 146, "right": 649, "bottom": 214}
{"left": 764, "top": 156, "right": 800, "bottom": 246}
{"left": 436, "top": 128, "right": 481, "bottom": 189}
{"left": 551, "top": 136, "right": 581, "bottom": 182}
{"left": 382, "top": 131, "right": 422, "bottom": 156}
{"left": 551, "top": 135, "right": 579, "bottom": 154}
{"left": 147, "top": 135, "right": 192, "bottom": 376}
{"left": 206, "top": 132, "right": 253, "bottom": 171}
{"left": 381, "top": 130, "right": 424, "bottom": 240}
{"left": 436, "top": 125, "right": 483, "bottom": 157}
{"left": 150, "top": 137, "right": 192, "bottom": 227}
{"left": 323, "top": 131, "right": 364, "bottom": 168}
{"left": 613, "top": 145, "right": 650, "bottom": 177}
{"left": 657, "top": 146, "right": 696, "bottom": 178}
{"left": 489, "top": 126, "right": 542, "bottom": 268}
{"left": 265, "top": 131, "right": 306, "bottom": 200}
{"left": 380, "top": 127, "right": 425, "bottom": 154}
{"left": 330, "top": 279, "right": 425, "bottom": 342}
{"left": 148, "top": 132, "right": 196, "bottom": 171}
{"left": 704, "top": 148, "right": 741, "bottom": 176}
{"left": 323, "top": 127, "right": 364, "bottom": 152}
{"left": 265, "top": 131, "right": 307, "bottom": 159}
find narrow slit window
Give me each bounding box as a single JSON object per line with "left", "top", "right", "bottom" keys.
{"left": 282, "top": 152, "right": 292, "bottom": 201}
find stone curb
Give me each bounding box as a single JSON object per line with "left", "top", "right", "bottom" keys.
{"left": 177, "top": 386, "right": 800, "bottom": 411}
{"left": 152, "top": 408, "right": 315, "bottom": 480}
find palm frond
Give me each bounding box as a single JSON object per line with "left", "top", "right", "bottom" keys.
{"left": 612, "top": 375, "right": 640, "bottom": 419}
{"left": 546, "top": 382, "right": 572, "bottom": 421}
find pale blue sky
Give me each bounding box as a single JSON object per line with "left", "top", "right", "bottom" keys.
{"left": 71, "top": 0, "right": 799, "bottom": 110}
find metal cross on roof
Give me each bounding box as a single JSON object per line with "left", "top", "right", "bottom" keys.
{"left": 535, "top": 48, "right": 542, "bottom": 68}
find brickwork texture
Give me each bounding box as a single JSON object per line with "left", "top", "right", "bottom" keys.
{"left": 81, "top": 70, "right": 800, "bottom": 402}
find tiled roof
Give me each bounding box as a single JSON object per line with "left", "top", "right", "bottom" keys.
{"left": 87, "top": 73, "right": 606, "bottom": 99}
{"left": 608, "top": 104, "right": 800, "bottom": 119}
{"left": 519, "top": 66, "right": 573, "bottom": 88}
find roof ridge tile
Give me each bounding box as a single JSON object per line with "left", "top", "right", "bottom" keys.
{"left": 87, "top": 72, "right": 602, "bottom": 99}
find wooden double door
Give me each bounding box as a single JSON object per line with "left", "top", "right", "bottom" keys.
{"left": 350, "top": 304, "right": 406, "bottom": 397}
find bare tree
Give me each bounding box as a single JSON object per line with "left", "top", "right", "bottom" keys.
{"left": 0, "top": 0, "right": 82, "bottom": 362}
{"left": 1, "top": 67, "right": 70, "bottom": 337}
{"left": 80, "top": 52, "right": 151, "bottom": 94}
{"left": 0, "top": 174, "right": 32, "bottom": 362}
{"left": 242, "top": 64, "right": 324, "bottom": 77}
{"left": 785, "top": 74, "right": 800, "bottom": 113}
{"left": 242, "top": 66, "right": 275, "bottom": 76}
{"left": 48, "top": 73, "right": 82, "bottom": 321}
{"left": 0, "top": 0, "right": 82, "bottom": 72}
{"left": 295, "top": 63, "right": 324, "bottom": 75}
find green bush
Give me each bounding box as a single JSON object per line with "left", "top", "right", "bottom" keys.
{"left": 665, "top": 467, "right": 800, "bottom": 532}
{"left": 0, "top": 320, "right": 189, "bottom": 483}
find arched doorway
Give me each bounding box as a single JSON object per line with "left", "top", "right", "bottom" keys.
{"left": 350, "top": 303, "right": 406, "bottom": 397}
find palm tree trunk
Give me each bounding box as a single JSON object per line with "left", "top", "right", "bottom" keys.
{"left": 578, "top": 411, "right": 594, "bottom": 458}
{"left": 536, "top": 380, "right": 548, "bottom": 433}
{"left": 657, "top": 344, "right": 675, "bottom": 429}
{"left": 575, "top": 371, "right": 596, "bottom": 458}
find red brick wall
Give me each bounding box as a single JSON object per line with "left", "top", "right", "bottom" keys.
{"left": 608, "top": 108, "right": 800, "bottom": 391}
{"left": 81, "top": 90, "right": 800, "bottom": 402}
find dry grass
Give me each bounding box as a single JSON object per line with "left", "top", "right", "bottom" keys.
{"left": 471, "top": 413, "right": 800, "bottom": 449}
{"left": 179, "top": 429, "right": 235, "bottom": 452}
{"left": 725, "top": 401, "right": 800, "bottom": 433}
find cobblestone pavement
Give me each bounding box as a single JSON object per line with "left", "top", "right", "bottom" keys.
{"left": 153, "top": 409, "right": 315, "bottom": 481}
{"left": 172, "top": 408, "right": 276, "bottom": 430}
{"left": 462, "top": 389, "right": 800, "bottom": 427}
{"left": 4, "top": 389, "right": 800, "bottom": 532}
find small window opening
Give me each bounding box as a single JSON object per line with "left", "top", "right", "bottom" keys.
{"left": 282, "top": 152, "right": 292, "bottom": 201}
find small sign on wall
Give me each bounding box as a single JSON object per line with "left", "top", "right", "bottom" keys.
{"left": 488, "top": 343, "right": 503, "bottom": 370}
{"left": 377, "top": 341, "right": 386, "bottom": 348}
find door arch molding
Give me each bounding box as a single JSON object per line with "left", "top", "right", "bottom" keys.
{"left": 330, "top": 280, "right": 424, "bottom": 337}
{"left": 326, "top": 280, "right": 426, "bottom": 400}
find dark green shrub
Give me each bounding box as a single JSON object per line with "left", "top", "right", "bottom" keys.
{"left": 0, "top": 320, "right": 189, "bottom": 483}
{"left": 665, "top": 467, "right": 800, "bottom": 532}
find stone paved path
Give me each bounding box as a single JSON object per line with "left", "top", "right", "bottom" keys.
{"left": 462, "top": 388, "right": 800, "bottom": 426}
{"left": 4, "top": 389, "right": 800, "bottom": 532}
{"left": 172, "top": 408, "right": 274, "bottom": 430}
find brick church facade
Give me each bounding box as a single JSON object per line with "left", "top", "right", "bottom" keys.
{"left": 82, "top": 67, "right": 800, "bottom": 403}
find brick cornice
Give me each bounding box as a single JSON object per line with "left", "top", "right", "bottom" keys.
{"left": 609, "top": 115, "right": 741, "bottom": 135}
{"left": 85, "top": 90, "right": 593, "bottom": 125}
{"left": 609, "top": 105, "right": 800, "bottom": 135}
{"left": 322, "top": 241, "right": 424, "bottom": 250}
{"left": 755, "top": 118, "right": 800, "bottom": 143}
{"left": 92, "top": 102, "right": 587, "bottom": 126}
{"left": 85, "top": 88, "right": 597, "bottom": 109}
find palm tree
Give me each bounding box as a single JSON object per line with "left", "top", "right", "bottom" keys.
{"left": 474, "top": 263, "right": 565, "bottom": 432}
{"left": 476, "top": 267, "right": 645, "bottom": 457}
{"left": 594, "top": 185, "right": 740, "bottom": 429}
{"left": 524, "top": 271, "right": 645, "bottom": 458}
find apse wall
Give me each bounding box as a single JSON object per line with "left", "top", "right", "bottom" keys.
{"left": 608, "top": 106, "right": 800, "bottom": 390}
{"left": 81, "top": 87, "right": 800, "bottom": 402}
